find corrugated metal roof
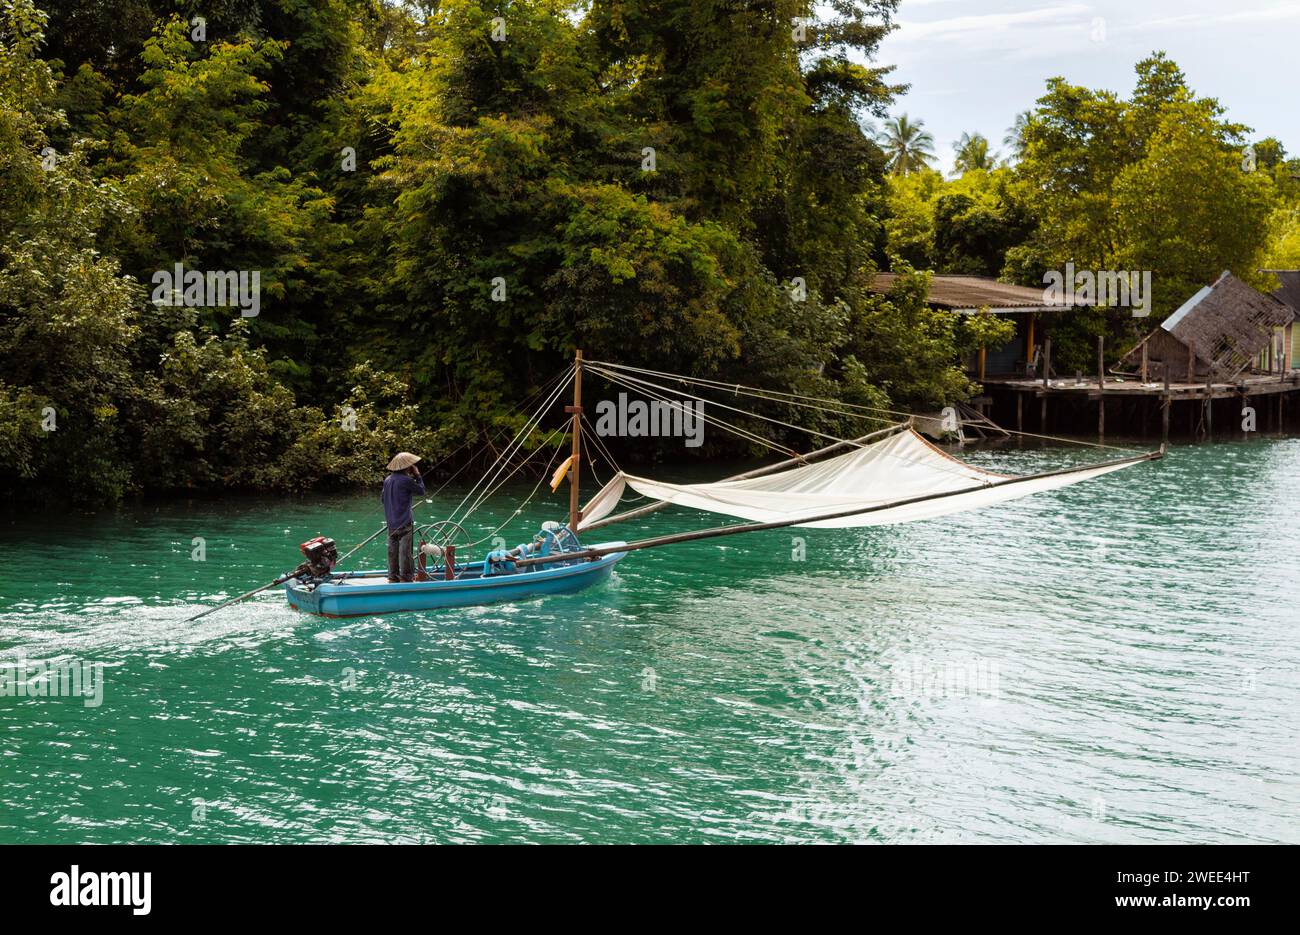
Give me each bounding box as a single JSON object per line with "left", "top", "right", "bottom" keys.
{"left": 1161, "top": 283, "right": 1214, "bottom": 331}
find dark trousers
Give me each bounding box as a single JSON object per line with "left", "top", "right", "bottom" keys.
{"left": 387, "top": 523, "right": 414, "bottom": 582}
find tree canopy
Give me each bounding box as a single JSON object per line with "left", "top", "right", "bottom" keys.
{"left": 2, "top": 4, "right": 1296, "bottom": 506}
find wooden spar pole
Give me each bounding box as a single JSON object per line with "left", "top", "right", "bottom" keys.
{"left": 518, "top": 447, "right": 1166, "bottom": 569}
{"left": 567, "top": 349, "right": 583, "bottom": 531}
{"left": 580, "top": 421, "right": 909, "bottom": 534}
{"left": 186, "top": 570, "right": 300, "bottom": 622}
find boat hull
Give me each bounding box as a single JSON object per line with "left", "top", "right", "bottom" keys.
{"left": 283, "top": 542, "right": 628, "bottom": 617}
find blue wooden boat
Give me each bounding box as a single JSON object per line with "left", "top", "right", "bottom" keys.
{"left": 283, "top": 541, "right": 628, "bottom": 617}
{"left": 185, "top": 349, "right": 1160, "bottom": 625}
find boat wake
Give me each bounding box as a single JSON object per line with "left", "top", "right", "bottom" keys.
{"left": 0, "top": 594, "right": 298, "bottom": 662}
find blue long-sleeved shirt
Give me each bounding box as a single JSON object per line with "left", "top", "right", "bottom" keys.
{"left": 381, "top": 471, "right": 426, "bottom": 529}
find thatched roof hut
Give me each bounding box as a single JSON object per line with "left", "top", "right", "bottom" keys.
{"left": 1119, "top": 271, "right": 1294, "bottom": 382}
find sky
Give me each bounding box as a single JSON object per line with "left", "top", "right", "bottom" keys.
{"left": 875, "top": 0, "right": 1300, "bottom": 174}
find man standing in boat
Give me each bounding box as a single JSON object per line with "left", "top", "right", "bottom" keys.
{"left": 382, "top": 452, "right": 426, "bottom": 583}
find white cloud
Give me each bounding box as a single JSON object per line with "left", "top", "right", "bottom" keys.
{"left": 883, "top": 3, "right": 1103, "bottom": 63}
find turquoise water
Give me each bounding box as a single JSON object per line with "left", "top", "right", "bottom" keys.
{"left": 1, "top": 440, "right": 1298, "bottom": 843}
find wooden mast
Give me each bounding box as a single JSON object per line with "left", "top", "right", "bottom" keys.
{"left": 566, "top": 348, "right": 583, "bottom": 530}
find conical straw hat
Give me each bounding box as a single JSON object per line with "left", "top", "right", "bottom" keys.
{"left": 386, "top": 452, "right": 421, "bottom": 471}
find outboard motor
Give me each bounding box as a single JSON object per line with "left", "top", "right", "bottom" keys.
{"left": 298, "top": 536, "right": 339, "bottom": 578}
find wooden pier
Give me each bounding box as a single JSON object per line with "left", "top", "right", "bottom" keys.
{"left": 984, "top": 369, "right": 1299, "bottom": 441}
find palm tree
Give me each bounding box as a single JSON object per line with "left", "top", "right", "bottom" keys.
{"left": 954, "top": 132, "right": 998, "bottom": 174}
{"left": 1003, "top": 110, "right": 1031, "bottom": 160}
{"left": 876, "top": 114, "right": 936, "bottom": 176}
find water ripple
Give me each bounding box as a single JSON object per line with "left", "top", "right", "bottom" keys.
{"left": 0, "top": 440, "right": 1297, "bottom": 842}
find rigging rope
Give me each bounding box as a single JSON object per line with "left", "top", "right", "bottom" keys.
{"left": 461, "top": 425, "right": 569, "bottom": 547}
{"left": 335, "top": 364, "right": 573, "bottom": 567}
{"left": 587, "top": 359, "right": 1132, "bottom": 453}
{"left": 446, "top": 365, "right": 574, "bottom": 527}
{"left": 593, "top": 360, "right": 903, "bottom": 428}
{"left": 580, "top": 411, "right": 622, "bottom": 475}
{"left": 588, "top": 363, "right": 863, "bottom": 450}
{"left": 587, "top": 365, "right": 808, "bottom": 456}
{"left": 459, "top": 424, "right": 567, "bottom": 525}
{"left": 587, "top": 364, "right": 1036, "bottom": 486}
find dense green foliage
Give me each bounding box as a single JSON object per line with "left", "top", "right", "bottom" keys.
{"left": 4, "top": 0, "right": 947, "bottom": 505}
{"left": 2, "top": 3, "right": 1297, "bottom": 506}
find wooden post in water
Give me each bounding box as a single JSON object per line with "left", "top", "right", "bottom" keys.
{"left": 1040, "top": 338, "right": 1051, "bottom": 433}
{"left": 1097, "top": 335, "right": 1105, "bottom": 439}
{"left": 1204, "top": 377, "right": 1213, "bottom": 440}
{"left": 567, "top": 349, "right": 584, "bottom": 531}
{"left": 1016, "top": 393, "right": 1023, "bottom": 433}
{"left": 1162, "top": 366, "right": 1171, "bottom": 444}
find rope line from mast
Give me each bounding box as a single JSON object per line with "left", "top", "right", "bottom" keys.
{"left": 586, "top": 365, "right": 806, "bottom": 457}
{"left": 335, "top": 364, "right": 574, "bottom": 567}
{"left": 460, "top": 425, "right": 569, "bottom": 548}
{"left": 587, "top": 359, "right": 1132, "bottom": 453}
{"left": 586, "top": 363, "right": 1115, "bottom": 486}
{"left": 586, "top": 363, "right": 870, "bottom": 451}
{"left": 446, "top": 365, "right": 574, "bottom": 528}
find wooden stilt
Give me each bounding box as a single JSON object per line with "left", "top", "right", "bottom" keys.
{"left": 1097, "top": 335, "right": 1106, "bottom": 440}
{"left": 1204, "top": 378, "right": 1212, "bottom": 440}
{"left": 1016, "top": 393, "right": 1023, "bottom": 432}
{"left": 1162, "top": 367, "right": 1171, "bottom": 444}
{"left": 1039, "top": 337, "right": 1051, "bottom": 432}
